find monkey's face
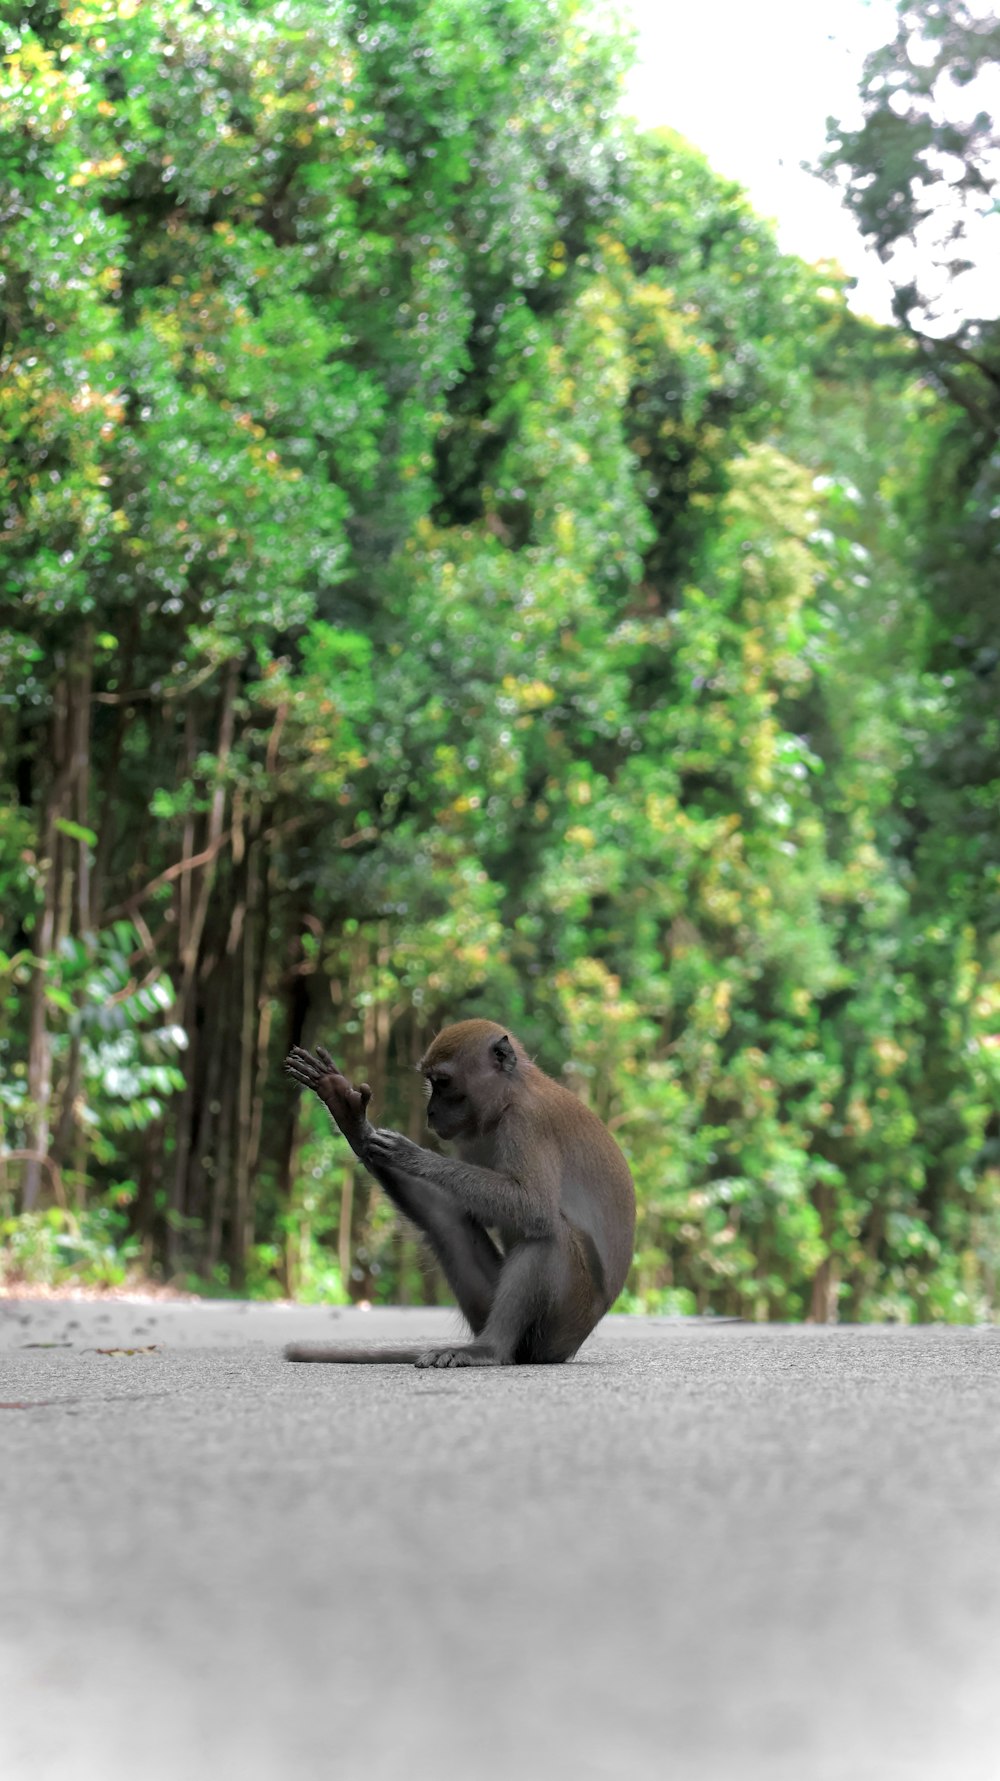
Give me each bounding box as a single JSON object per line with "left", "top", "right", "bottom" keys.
{"left": 424, "top": 1070, "right": 474, "bottom": 1142}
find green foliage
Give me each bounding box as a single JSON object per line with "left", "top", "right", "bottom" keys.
{"left": 1, "top": 922, "right": 185, "bottom": 1136}
{"left": 1, "top": 1202, "right": 141, "bottom": 1290}
{"left": 1, "top": 0, "right": 997, "bottom": 1320}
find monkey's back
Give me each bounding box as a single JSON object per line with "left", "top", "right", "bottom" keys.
{"left": 526, "top": 1067, "right": 636, "bottom": 1304}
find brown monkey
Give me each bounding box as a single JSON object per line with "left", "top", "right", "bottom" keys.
{"left": 283, "top": 1020, "right": 635, "bottom": 1367}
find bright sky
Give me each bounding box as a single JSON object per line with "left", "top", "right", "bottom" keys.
{"left": 622, "top": 0, "right": 900, "bottom": 322}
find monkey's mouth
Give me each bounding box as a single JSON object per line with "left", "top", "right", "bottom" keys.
{"left": 427, "top": 1113, "right": 461, "bottom": 1140}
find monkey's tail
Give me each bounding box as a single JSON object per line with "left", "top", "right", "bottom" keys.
{"left": 285, "top": 1343, "right": 427, "bottom": 1365}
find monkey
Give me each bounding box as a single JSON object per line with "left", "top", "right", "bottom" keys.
{"left": 282, "top": 1020, "right": 636, "bottom": 1367}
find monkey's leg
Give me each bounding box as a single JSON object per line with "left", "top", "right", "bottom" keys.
{"left": 417, "top": 1239, "right": 569, "bottom": 1368}
{"left": 370, "top": 1164, "right": 504, "bottom": 1336}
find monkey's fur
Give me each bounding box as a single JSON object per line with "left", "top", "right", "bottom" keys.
{"left": 283, "top": 1020, "right": 636, "bottom": 1367}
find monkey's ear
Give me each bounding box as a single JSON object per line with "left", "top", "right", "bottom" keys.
{"left": 490, "top": 1034, "right": 518, "bottom": 1074}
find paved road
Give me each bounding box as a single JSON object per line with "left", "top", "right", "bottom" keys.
{"left": 2, "top": 1300, "right": 999, "bottom": 1781}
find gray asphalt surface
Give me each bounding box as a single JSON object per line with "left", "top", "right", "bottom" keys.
{"left": 2, "top": 1300, "right": 999, "bottom": 1781}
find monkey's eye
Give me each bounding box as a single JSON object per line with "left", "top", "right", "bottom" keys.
{"left": 427, "top": 1077, "right": 461, "bottom": 1103}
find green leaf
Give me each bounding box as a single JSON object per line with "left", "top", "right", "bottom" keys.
{"left": 54, "top": 819, "right": 98, "bottom": 847}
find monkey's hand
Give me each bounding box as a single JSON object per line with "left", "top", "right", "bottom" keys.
{"left": 363, "top": 1128, "right": 428, "bottom": 1175}
{"left": 284, "top": 1045, "right": 374, "bottom": 1158}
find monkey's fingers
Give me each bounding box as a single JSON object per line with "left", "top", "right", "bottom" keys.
{"left": 315, "top": 1044, "right": 339, "bottom": 1072}
{"left": 286, "top": 1047, "right": 340, "bottom": 1081}
{"left": 284, "top": 1055, "right": 324, "bottom": 1085}
{"left": 359, "top": 1083, "right": 373, "bottom": 1113}
{"left": 286, "top": 1046, "right": 320, "bottom": 1070}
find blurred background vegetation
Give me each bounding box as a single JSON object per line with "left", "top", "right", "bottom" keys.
{"left": 1, "top": 0, "right": 997, "bottom": 1319}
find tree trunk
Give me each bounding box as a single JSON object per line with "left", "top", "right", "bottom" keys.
{"left": 48, "top": 628, "right": 96, "bottom": 1182}
{"left": 167, "top": 660, "right": 238, "bottom": 1273}
{"left": 231, "top": 813, "right": 261, "bottom": 1288}
{"left": 277, "top": 953, "right": 310, "bottom": 1294}
{"left": 338, "top": 1164, "right": 354, "bottom": 1291}
{"left": 22, "top": 667, "right": 72, "bottom": 1210}
{"left": 207, "top": 1031, "right": 235, "bottom": 1279}
{"left": 809, "top": 1185, "right": 840, "bottom": 1323}
{"left": 68, "top": 624, "right": 94, "bottom": 938}
{"left": 810, "top": 1258, "right": 841, "bottom": 1324}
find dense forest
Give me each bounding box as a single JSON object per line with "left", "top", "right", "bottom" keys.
{"left": 2, "top": 0, "right": 998, "bottom": 1319}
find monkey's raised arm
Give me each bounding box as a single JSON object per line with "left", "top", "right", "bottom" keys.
{"left": 285, "top": 1046, "right": 513, "bottom": 1239}
{"left": 285, "top": 1048, "right": 556, "bottom": 1241}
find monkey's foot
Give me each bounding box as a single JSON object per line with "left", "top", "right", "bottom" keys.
{"left": 414, "top": 1346, "right": 508, "bottom": 1369}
